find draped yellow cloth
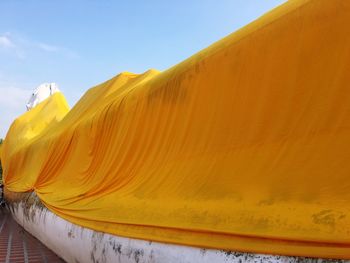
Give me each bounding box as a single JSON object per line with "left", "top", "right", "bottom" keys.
{"left": 2, "top": 0, "right": 350, "bottom": 258}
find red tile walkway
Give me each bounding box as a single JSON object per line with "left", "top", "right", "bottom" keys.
{"left": 0, "top": 209, "right": 65, "bottom": 263}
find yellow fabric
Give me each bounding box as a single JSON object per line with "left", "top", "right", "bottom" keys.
{"left": 2, "top": 0, "right": 350, "bottom": 258}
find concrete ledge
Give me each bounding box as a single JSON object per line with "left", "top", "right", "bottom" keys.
{"left": 6, "top": 192, "right": 348, "bottom": 263}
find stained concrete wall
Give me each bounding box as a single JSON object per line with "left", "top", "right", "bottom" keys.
{"left": 7, "top": 197, "right": 348, "bottom": 263}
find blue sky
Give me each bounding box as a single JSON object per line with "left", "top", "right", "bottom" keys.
{"left": 0, "top": 0, "right": 285, "bottom": 138}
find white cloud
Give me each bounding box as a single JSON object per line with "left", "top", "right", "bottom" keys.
{"left": 0, "top": 35, "right": 15, "bottom": 49}
{"left": 0, "top": 84, "right": 31, "bottom": 138}
{"left": 0, "top": 32, "right": 78, "bottom": 59}
{"left": 37, "top": 42, "right": 60, "bottom": 52}
{"left": 0, "top": 86, "right": 30, "bottom": 109}
{"left": 36, "top": 42, "right": 79, "bottom": 58}
{"left": 0, "top": 33, "right": 25, "bottom": 59}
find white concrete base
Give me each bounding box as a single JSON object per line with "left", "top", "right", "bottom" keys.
{"left": 8, "top": 202, "right": 347, "bottom": 263}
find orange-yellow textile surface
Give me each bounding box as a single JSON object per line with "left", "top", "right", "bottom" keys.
{"left": 2, "top": 0, "right": 350, "bottom": 258}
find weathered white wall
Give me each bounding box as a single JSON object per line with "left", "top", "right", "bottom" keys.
{"left": 9, "top": 202, "right": 346, "bottom": 263}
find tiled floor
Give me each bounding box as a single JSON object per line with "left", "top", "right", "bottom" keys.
{"left": 0, "top": 209, "right": 65, "bottom": 263}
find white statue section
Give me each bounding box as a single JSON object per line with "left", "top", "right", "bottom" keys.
{"left": 26, "top": 83, "right": 60, "bottom": 111}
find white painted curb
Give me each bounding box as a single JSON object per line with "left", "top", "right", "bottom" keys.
{"left": 9, "top": 202, "right": 345, "bottom": 263}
